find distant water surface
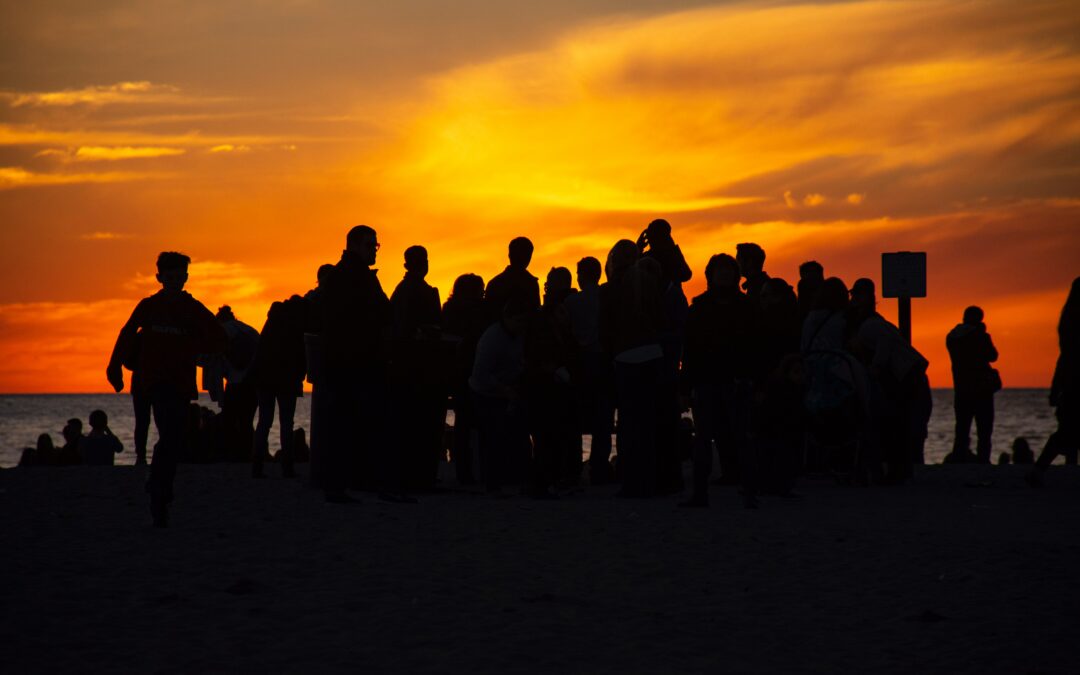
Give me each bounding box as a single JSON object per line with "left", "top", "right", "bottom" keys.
{"left": 0, "top": 389, "right": 1058, "bottom": 468}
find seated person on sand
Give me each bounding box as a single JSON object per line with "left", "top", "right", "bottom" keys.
{"left": 81, "top": 409, "right": 124, "bottom": 466}
{"left": 18, "top": 433, "right": 59, "bottom": 467}
{"left": 57, "top": 419, "right": 84, "bottom": 465}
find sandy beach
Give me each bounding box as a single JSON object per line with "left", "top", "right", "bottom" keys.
{"left": 2, "top": 462, "right": 1078, "bottom": 674}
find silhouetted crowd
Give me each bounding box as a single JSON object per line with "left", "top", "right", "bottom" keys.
{"left": 15, "top": 221, "right": 1078, "bottom": 527}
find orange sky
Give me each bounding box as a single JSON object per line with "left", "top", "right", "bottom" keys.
{"left": 1, "top": 0, "right": 1078, "bottom": 392}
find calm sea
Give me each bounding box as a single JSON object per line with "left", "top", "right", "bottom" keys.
{"left": 0, "top": 390, "right": 1058, "bottom": 469}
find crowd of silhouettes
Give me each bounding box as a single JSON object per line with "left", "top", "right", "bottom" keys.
{"left": 16, "top": 220, "right": 1077, "bottom": 525}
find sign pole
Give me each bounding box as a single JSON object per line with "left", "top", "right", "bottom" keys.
{"left": 898, "top": 296, "right": 911, "bottom": 344}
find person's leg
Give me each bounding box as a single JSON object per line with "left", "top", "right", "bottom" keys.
{"left": 277, "top": 393, "right": 297, "bottom": 477}
{"left": 252, "top": 388, "right": 276, "bottom": 478}
{"left": 686, "top": 384, "right": 719, "bottom": 505}
{"left": 132, "top": 387, "right": 151, "bottom": 466}
{"left": 953, "top": 389, "right": 974, "bottom": 457}
{"left": 451, "top": 388, "right": 476, "bottom": 485}
{"left": 147, "top": 387, "right": 187, "bottom": 526}
{"left": 974, "top": 393, "right": 995, "bottom": 463}
{"left": 321, "top": 380, "right": 355, "bottom": 500}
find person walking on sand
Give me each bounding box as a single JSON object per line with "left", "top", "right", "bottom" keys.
{"left": 946, "top": 306, "right": 1000, "bottom": 463}
{"left": 107, "top": 251, "right": 227, "bottom": 527}
{"left": 1028, "top": 277, "right": 1080, "bottom": 486}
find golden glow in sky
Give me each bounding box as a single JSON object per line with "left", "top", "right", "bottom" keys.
{"left": 1, "top": 0, "right": 1078, "bottom": 392}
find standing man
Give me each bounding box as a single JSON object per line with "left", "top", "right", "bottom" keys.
{"left": 946, "top": 306, "right": 1000, "bottom": 463}
{"left": 485, "top": 237, "right": 540, "bottom": 323}
{"left": 390, "top": 245, "right": 446, "bottom": 491}
{"left": 107, "top": 252, "right": 226, "bottom": 527}
{"left": 319, "top": 225, "right": 407, "bottom": 503}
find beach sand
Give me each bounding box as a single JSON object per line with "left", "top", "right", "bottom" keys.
{"left": 2, "top": 462, "right": 1078, "bottom": 674}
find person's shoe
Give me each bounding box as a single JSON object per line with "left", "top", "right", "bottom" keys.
{"left": 135, "top": 456, "right": 148, "bottom": 467}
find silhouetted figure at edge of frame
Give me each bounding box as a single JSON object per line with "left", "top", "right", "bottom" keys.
{"left": 107, "top": 251, "right": 227, "bottom": 527}
{"left": 485, "top": 236, "right": 540, "bottom": 324}
{"left": 1029, "top": 277, "right": 1080, "bottom": 486}
{"left": 442, "top": 273, "right": 487, "bottom": 486}
{"left": 391, "top": 245, "right": 448, "bottom": 492}
{"left": 250, "top": 295, "right": 308, "bottom": 479}
{"left": 19, "top": 433, "right": 59, "bottom": 467}
{"left": 564, "top": 256, "right": 616, "bottom": 485}
{"left": 945, "top": 306, "right": 1000, "bottom": 464}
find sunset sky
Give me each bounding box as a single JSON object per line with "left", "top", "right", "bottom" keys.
{"left": 1, "top": 0, "right": 1078, "bottom": 392}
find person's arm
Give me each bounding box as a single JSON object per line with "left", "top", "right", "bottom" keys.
{"left": 985, "top": 333, "right": 999, "bottom": 363}
{"left": 106, "top": 301, "right": 144, "bottom": 392}
{"left": 671, "top": 245, "right": 692, "bottom": 283}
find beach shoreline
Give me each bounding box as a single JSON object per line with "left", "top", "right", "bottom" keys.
{"left": 2, "top": 462, "right": 1078, "bottom": 673}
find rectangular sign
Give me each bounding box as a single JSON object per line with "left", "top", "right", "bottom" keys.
{"left": 882, "top": 251, "right": 927, "bottom": 298}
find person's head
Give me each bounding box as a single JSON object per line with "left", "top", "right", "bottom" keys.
{"left": 449, "top": 273, "right": 485, "bottom": 303}
{"left": 545, "top": 267, "right": 572, "bottom": 296}
{"left": 216, "top": 305, "right": 235, "bottom": 322}
{"left": 761, "top": 277, "right": 797, "bottom": 315}
{"left": 404, "top": 245, "right": 428, "bottom": 278}
{"left": 963, "top": 305, "right": 984, "bottom": 325}
{"left": 814, "top": 277, "right": 849, "bottom": 312}
{"left": 346, "top": 225, "right": 379, "bottom": 266}
{"left": 88, "top": 409, "right": 108, "bottom": 431}
{"left": 644, "top": 218, "right": 674, "bottom": 248}
{"left": 508, "top": 237, "right": 534, "bottom": 269}
{"left": 704, "top": 253, "right": 740, "bottom": 291}
{"left": 605, "top": 239, "right": 640, "bottom": 282}
{"left": 63, "top": 418, "right": 82, "bottom": 443}
{"left": 799, "top": 260, "right": 824, "bottom": 283}
{"left": 850, "top": 278, "right": 877, "bottom": 314}
{"left": 735, "top": 242, "right": 766, "bottom": 277}
{"left": 36, "top": 433, "right": 55, "bottom": 452}
{"left": 317, "top": 263, "right": 335, "bottom": 288}
{"left": 577, "top": 256, "right": 602, "bottom": 288}
{"left": 501, "top": 297, "right": 534, "bottom": 336}
{"left": 156, "top": 251, "right": 190, "bottom": 293}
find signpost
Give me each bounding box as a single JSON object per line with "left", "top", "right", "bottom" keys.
{"left": 881, "top": 251, "right": 926, "bottom": 344}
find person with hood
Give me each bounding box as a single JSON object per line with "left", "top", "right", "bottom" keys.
{"left": 945, "top": 306, "right": 1000, "bottom": 463}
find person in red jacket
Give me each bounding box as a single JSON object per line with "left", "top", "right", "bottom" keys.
{"left": 107, "top": 251, "right": 227, "bottom": 527}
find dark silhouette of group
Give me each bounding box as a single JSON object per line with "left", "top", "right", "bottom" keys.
{"left": 95, "top": 223, "right": 1079, "bottom": 526}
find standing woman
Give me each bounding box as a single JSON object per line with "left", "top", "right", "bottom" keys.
{"left": 251, "top": 295, "right": 308, "bottom": 479}
{"left": 1029, "top": 277, "right": 1080, "bottom": 485}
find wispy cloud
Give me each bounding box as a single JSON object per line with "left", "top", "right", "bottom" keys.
{"left": 209, "top": 144, "right": 251, "bottom": 153}
{"left": 4, "top": 81, "right": 181, "bottom": 107}
{"left": 80, "top": 232, "right": 132, "bottom": 241}
{"left": 36, "top": 146, "right": 186, "bottom": 162}
{"left": 0, "top": 166, "right": 159, "bottom": 190}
